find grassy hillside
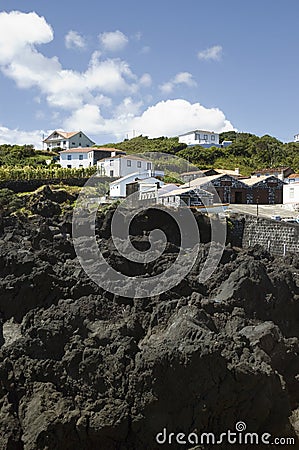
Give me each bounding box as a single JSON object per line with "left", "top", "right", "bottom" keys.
{"left": 102, "top": 132, "right": 299, "bottom": 174}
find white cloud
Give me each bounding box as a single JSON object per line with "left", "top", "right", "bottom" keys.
{"left": 65, "top": 30, "right": 86, "bottom": 50}
{"left": 63, "top": 99, "right": 234, "bottom": 141}
{"left": 0, "top": 11, "right": 53, "bottom": 64}
{"left": 139, "top": 73, "right": 152, "bottom": 87}
{"left": 0, "top": 12, "right": 146, "bottom": 112}
{"left": 160, "top": 72, "right": 197, "bottom": 93}
{"left": 0, "top": 125, "right": 46, "bottom": 148}
{"left": 99, "top": 30, "right": 129, "bottom": 52}
{"left": 197, "top": 45, "right": 222, "bottom": 61}
{"left": 129, "top": 99, "right": 233, "bottom": 137}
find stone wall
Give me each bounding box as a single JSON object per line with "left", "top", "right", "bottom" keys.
{"left": 232, "top": 215, "right": 299, "bottom": 255}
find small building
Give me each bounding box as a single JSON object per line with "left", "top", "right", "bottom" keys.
{"left": 159, "top": 186, "right": 214, "bottom": 208}
{"left": 139, "top": 182, "right": 178, "bottom": 202}
{"left": 178, "top": 130, "right": 220, "bottom": 147}
{"left": 43, "top": 130, "right": 95, "bottom": 151}
{"left": 109, "top": 171, "right": 163, "bottom": 198}
{"left": 294, "top": 133, "right": 299, "bottom": 142}
{"left": 283, "top": 182, "right": 299, "bottom": 205}
{"left": 251, "top": 167, "right": 294, "bottom": 181}
{"left": 98, "top": 155, "right": 153, "bottom": 178}
{"left": 243, "top": 175, "right": 285, "bottom": 204}
{"left": 286, "top": 173, "right": 299, "bottom": 183}
{"left": 59, "top": 147, "right": 125, "bottom": 169}
{"left": 186, "top": 174, "right": 249, "bottom": 204}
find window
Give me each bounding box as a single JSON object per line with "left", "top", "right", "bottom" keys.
{"left": 79, "top": 154, "right": 83, "bottom": 160}
{"left": 147, "top": 162, "right": 151, "bottom": 170}
{"left": 127, "top": 160, "right": 132, "bottom": 166}
{"left": 67, "top": 155, "right": 72, "bottom": 160}
{"left": 79, "top": 165, "right": 83, "bottom": 168}
{"left": 110, "top": 170, "right": 114, "bottom": 177}
{"left": 195, "top": 133, "right": 200, "bottom": 140}
{"left": 137, "top": 161, "right": 142, "bottom": 168}
{"left": 67, "top": 164, "right": 71, "bottom": 168}
{"left": 204, "top": 134, "right": 208, "bottom": 140}
{"left": 290, "top": 188, "right": 295, "bottom": 199}
{"left": 110, "top": 159, "right": 113, "bottom": 166}
{"left": 79, "top": 142, "right": 81, "bottom": 146}
{"left": 72, "top": 142, "right": 75, "bottom": 145}
{"left": 63, "top": 140, "right": 66, "bottom": 144}
{"left": 79, "top": 133, "right": 82, "bottom": 137}
{"left": 211, "top": 135, "right": 215, "bottom": 141}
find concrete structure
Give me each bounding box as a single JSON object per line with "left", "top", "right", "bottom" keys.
{"left": 109, "top": 171, "right": 163, "bottom": 198}
{"left": 98, "top": 155, "right": 153, "bottom": 178}
{"left": 234, "top": 216, "right": 299, "bottom": 256}
{"left": 59, "top": 147, "right": 125, "bottom": 169}
{"left": 178, "top": 130, "right": 219, "bottom": 147}
{"left": 139, "top": 183, "right": 178, "bottom": 202}
{"left": 158, "top": 186, "right": 214, "bottom": 208}
{"left": 283, "top": 182, "right": 299, "bottom": 205}
{"left": 44, "top": 131, "right": 95, "bottom": 151}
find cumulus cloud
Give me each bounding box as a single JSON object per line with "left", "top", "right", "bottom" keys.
{"left": 63, "top": 99, "right": 234, "bottom": 140}
{"left": 0, "top": 11, "right": 53, "bottom": 64}
{"left": 99, "top": 30, "right": 129, "bottom": 52}
{"left": 0, "top": 125, "right": 46, "bottom": 148}
{"left": 65, "top": 30, "right": 86, "bottom": 50}
{"left": 197, "top": 45, "right": 223, "bottom": 61}
{"left": 160, "top": 72, "right": 197, "bottom": 94}
{"left": 0, "top": 12, "right": 146, "bottom": 111}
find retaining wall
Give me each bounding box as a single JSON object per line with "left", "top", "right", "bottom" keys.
{"left": 231, "top": 215, "right": 299, "bottom": 255}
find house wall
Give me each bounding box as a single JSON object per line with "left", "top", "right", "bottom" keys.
{"left": 179, "top": 131, "right": 219, "bottom": 146}
{"left": 283, "top": 183, "right": 299, "bottom": 204}
{"left": 210, "top": 176, "right": 248, "bottom": 204}
{"left": 98, "top": 157, "right": 152, "bottom": 178}
{"left": 60, "top": 152, "right": 91, "bottom": 169}
{"left": 249, "top": 178, "right": 284, "bottom": 204}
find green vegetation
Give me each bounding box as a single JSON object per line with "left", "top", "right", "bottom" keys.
{"left": 0, "top": 144, "right": 55, "bottom": 167}
{"left": 0, "top": 166, "right": 97, "bottom": 181}
{"left": 105, "top": 135, "right": 187, "bottom": 154}
{"left": 1, "top": 131, "right": 298, "bottom": 184}
{"left": 100, "top": 132, "right": 299, "bottom": 174}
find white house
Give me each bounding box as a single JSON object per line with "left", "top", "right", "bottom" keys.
{"left": 97, "top": 155, "right": 153, "bottom": 178}
{"left": 178, "top": 130, "right": 219, "bottom": 147}
{"left": 110, "top": 171, "right": 164, "bottom": 198}
{"left": 294, "top": 133, "right": 299, "bottom": 142}
{"left": 43, "top": 130, "right": 95, "bottom": 151}
{"left": 283, "top": 182, "right": 299, "bottom": 205}
{"left": 59, "top": 147, "right": 125, "bottom": 169}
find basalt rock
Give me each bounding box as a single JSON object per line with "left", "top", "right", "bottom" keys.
{"left": 0, "top": 207, "right": 298, "bottom": 449}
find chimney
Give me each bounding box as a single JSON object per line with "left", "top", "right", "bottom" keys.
{"left": 235, "top": 168, "right": 240, "bottom": 175}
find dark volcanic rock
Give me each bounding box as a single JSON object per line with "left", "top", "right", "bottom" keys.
{"left": 0, "top": 207, "right": 298, "bottom": 449}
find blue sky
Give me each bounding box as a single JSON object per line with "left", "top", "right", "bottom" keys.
{"left": 0, "top": 0, "right": 298, "bottom": 147}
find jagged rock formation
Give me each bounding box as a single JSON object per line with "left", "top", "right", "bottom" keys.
{"left": 0, "top": 191, "right": 298, "bottom": 449}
